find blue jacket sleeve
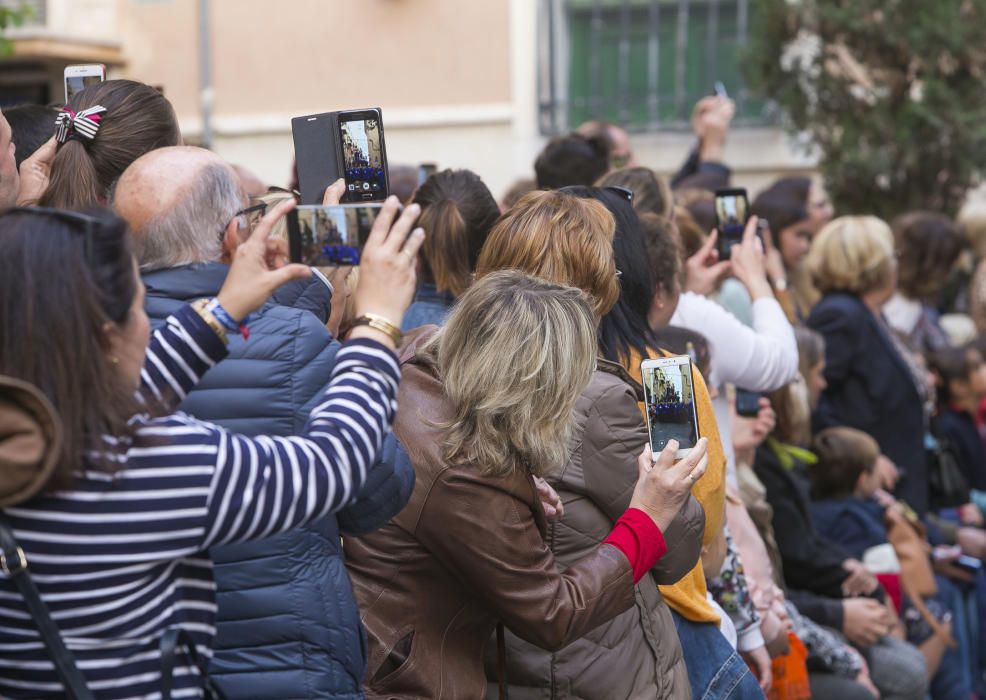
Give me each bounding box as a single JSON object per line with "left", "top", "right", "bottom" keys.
{"left": 338, "top": 434, "right": 415, "bottom": 536}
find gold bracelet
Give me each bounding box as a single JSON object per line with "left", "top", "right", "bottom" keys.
{"left": 349, "top": 313, "right": 402, "bottom": 346}
{"left": 191, "top": 298, "right": 229, "bottom": 345}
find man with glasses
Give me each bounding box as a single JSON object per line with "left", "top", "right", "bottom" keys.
{"left": 112, "top": 146, "right": 414, "bottom": 700}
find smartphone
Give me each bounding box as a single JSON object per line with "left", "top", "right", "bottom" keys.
{"left": 64, "top": 64, "right": 105, "bottom": 102}
{"left": 641, "top": 355, "right": 701, "bottom": 459}
{"left": 338, "top": 108, "right": 389, "bottom": 203}
{"left": 287, "top": 204, "right": 384, "bottom": 266}
{"left": 735, "top": 388, "right": 762, "bottom": 418}
{"left": 418, "top": 162, "right": 438, "bottom": 187}
{"left": 714, "top": 187, "right": 750, "bottom": 261}
{"left": 713, "top": 81, "right": 729, "bottom": 99}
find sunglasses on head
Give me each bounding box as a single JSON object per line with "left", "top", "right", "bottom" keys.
{"left": 3, "top": 206, "right": 100, "bottom": 263}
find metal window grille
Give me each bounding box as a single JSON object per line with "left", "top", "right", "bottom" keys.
{"left": 0, "top": 0, "right": 45, "bottom": 26}
{"left": 538, "top": 0, "right": 772, "bottom": 135}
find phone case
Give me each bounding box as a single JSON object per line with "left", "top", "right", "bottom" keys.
{"left": 292, "top": 112, "right": 343, "bottom": 205}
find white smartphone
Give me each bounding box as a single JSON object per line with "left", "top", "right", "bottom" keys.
{"left": 641, "top": 355, "right": 701, "bottom": 459}
{"left": 64, "top": 64, "right": 106, "bottom": 102}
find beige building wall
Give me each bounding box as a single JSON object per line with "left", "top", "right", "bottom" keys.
{"left": 6, "top": 0, "right": 812, "bottom": 200}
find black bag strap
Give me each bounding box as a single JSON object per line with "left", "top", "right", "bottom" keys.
{"left": 160, "top": 626, "right": 226, "bottom": 700}
{"left": 0, "top": 516, "right": 95, "bottom": 700}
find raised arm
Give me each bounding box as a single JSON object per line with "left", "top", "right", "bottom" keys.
{"left": 202, "top": 338, "right": 400, "bottom": 546}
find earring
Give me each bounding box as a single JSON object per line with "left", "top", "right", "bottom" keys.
{"left": 109, "top": 356, "right": 120, "bottom": 365}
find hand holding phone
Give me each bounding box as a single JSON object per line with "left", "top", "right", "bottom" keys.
{"left": 630, "top": 438, "right": 709, "bottom": 533}
{"left": 641, "top": 355, "right": 701, "bottom": 458}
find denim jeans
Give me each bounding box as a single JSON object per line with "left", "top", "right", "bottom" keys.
{"left": 671, "top": 610, "right": 765, "bottom": 699}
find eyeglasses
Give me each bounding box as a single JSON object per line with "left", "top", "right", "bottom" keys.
{"left": 221, "top": 200, "right": 268, "bottom": 244}
{"left": 3, "top": 206, "right": 100, "bottom": 263}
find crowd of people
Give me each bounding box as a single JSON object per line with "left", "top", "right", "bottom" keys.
{"left": 1, "top": 80, "right": 986, "bottom": 700}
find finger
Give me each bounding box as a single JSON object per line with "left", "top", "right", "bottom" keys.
{"left": 685, "top": 454, "right": 709, "bottom": 485}
{"left": 699, "top": 230, "right": 716, "bottom": 257}
{"left": 26, "top": 135, "right": 57, "bottom": 169}
{"left": 670, "top": 437, "right": 708, "bottom": 475}
{"left": 400, "top": 228, "right": 426, "bottom": 260}
{"left": 655, "top": 440, "right": 678, "bottom": 470}
{"left": 249, "top": 197, "right": 296, "bottom": 247}
{"left": 267, "top": 263, "right": 311, "bottom": 289}
{"left": 382, "top": 203, "right": 422, "bottom": 253}
{"left": 707, "top": 260, "right": 731, "bottom": 278}
{"left": 364, "top": 196, "right": 402, "bottom": 249}
{"left": 741, "top": 215, "right": 760, "bottom": 245}
{"left": 322, "top": 178, "right": 346, "bottom": 206}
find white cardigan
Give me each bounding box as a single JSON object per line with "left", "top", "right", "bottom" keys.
{"left": 670, "top": 291, "right": 798, "bottom": 485}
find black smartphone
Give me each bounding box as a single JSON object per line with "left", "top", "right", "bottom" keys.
{"left": 418, "top": 162, "right": 438, "bottom": 187}
{"left": 291, "top": 107, "right": 390, "bottom": 205}
{"left": 714, "top": 187, "right": 749, "bottom": 261}
{"left": 338, "top": 108, "right": 389, "bottom": 204}
{"left": 287, "top": 204, "right": 384, "bottom": 266}
{"left": 735, "top": 389, "right": 762, "bottom": 418}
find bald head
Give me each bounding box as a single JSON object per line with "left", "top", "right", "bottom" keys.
{"left": 113, "top": 146, "right": 246, "bottom": 271}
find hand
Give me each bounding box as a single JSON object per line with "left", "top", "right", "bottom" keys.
{"left": 849, "top": 648, "right": 881, "bottom": 699}
{"left": 742, "top": 645, "right": 772, "bottom": 694}
{"left": 351, "top": 196, "right": 424, "bottom": 336}
{"left": 874, "top": 455, "right": 899, "bottom": 489}
{"left": 322, "top": 178, "right": 346, "bottom": 206}
{"left": 842, "top": 598, "right": 890, "bottom": 647}
{"left": 957, "top": 525, "right": 986, "bottom": 560}
{"left": 217, "top": 198, "right": 311, "bottom": 321}
{"left": 15, "top": 136, "right": 57, "bottom": 206}
{"left": 841, "top": 559, "right": 879, "bottom": 596}
{"left": 729, "top": 216, "right": 773, "bottom": 300}
{"left": 533, "top": 476, "right": 564, "bottom": 522}
{"left": 629, "top": 438, "right": 709, "bottom": 533}
{"left": 693, "top": 96, "right": 735, "bottom": 161}
{"left": 761, "top": 222, "right": 787, "bottom": 288}
{"left": 684, "top": 230, "right": 731, "bottom": 295}
{"left": 959, "top": 502, "right": 985, "bottom": 527}
{"left": 730, "top": 396, "right": 774, "bottom": 462}
{"left": 873, "top": 488, "right": 897, "bottom": 509}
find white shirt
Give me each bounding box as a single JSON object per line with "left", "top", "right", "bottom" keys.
{"left": 671, "top": 292, "right": 798, "bottom": 486}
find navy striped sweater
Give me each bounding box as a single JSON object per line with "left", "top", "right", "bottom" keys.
{"left": 0, "top": 304, "right": 400, "bottom": 699}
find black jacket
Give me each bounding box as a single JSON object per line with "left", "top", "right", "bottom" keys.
{"left": 808, "top": 292, "right": 929, "bottom": 515}
{"left": 753, "top": 444, "right": 851, "bottom": 600}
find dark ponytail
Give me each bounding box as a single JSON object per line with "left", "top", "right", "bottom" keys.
{"left": 39, "top": 79, "right": 181, "bottom": 210}
{"left": 413, "top": 169, "right": 500, "bottom": 298}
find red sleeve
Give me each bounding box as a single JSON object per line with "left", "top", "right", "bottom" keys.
{"left": 603, "top": 508, "right": 668, "bottom": 583}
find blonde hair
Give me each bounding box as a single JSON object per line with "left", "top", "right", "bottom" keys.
{"left": 475, "top": 190, "right": 619, "bottom": 318}
{"left": 808, "top": 215, "right": 896, "bottom": 295}
{"left": 255, "top": 190, "right": 294, "bottom": 240}
{"left": 958, "top": 199, "right": 986, "bottom": 260}
{"left": 422, "top": 270, "right": 597, "bottom": 478}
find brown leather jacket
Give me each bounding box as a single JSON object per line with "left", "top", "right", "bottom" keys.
{"left": 344, "top": 336, "right": 638, "bottom": 699}
{"left": 487, "top": 361, "right": 702, "bottom": 699}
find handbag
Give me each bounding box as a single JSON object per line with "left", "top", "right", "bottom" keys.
{"left": 0, "top": 516, "right": 226, "bottom": 700}
{"left": 884, "top": 506, "right": 955, "bottom": 647}
{"left": 928, "top": 418, "right": 971, "bottom": 509}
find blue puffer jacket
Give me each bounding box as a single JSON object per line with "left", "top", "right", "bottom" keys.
{"left": 143, "top": 263, "right": 414, "bottom": 700}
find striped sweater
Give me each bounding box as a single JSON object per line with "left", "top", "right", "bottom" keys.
{"left": 0, "top": 304, "right": 400, "bottom": 699}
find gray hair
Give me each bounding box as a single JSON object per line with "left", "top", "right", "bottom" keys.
{"left": 131, "top": 162, "right": 244, "bottom": 271}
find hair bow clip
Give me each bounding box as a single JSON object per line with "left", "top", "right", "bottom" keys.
{"left": 55, "top": 105, "right": 107, "bottom": 145}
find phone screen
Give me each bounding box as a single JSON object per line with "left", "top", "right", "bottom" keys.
{"left": 642, "top": 357, "right": 700, "bottom": 454}
{"left": 287, "top": 204, "right": 383, "bottom": 266}
{"left": 65, "top": 74, "right": 103, "bottom": 101}
{"left": 339, "top": 113, "right": 386, "bottom": 202}
{"left": 714, "top": 188, "right": 749, "bottom": 260}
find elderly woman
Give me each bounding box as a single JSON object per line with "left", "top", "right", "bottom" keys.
{"left": 806, "top": 216, "right": 929, "bottom": 515}
{"left": 344, "top": 260, "right": 709, "bottom": 695}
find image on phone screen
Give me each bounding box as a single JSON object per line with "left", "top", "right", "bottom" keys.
{"left": 339, "top": 116, "right": 385, "bottom": 200}
{"left": 642, "top": 359, "right": 699, "bottom": 453}
{"left": 65, "top": 75, "right": 103, "bottom": 101}
{"left": 288, "top": 204, "right": 382, "bottom": 266}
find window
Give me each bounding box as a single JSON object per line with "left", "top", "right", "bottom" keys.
{"left": 538, "top": 0, "right": 771, "bottom": 134}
